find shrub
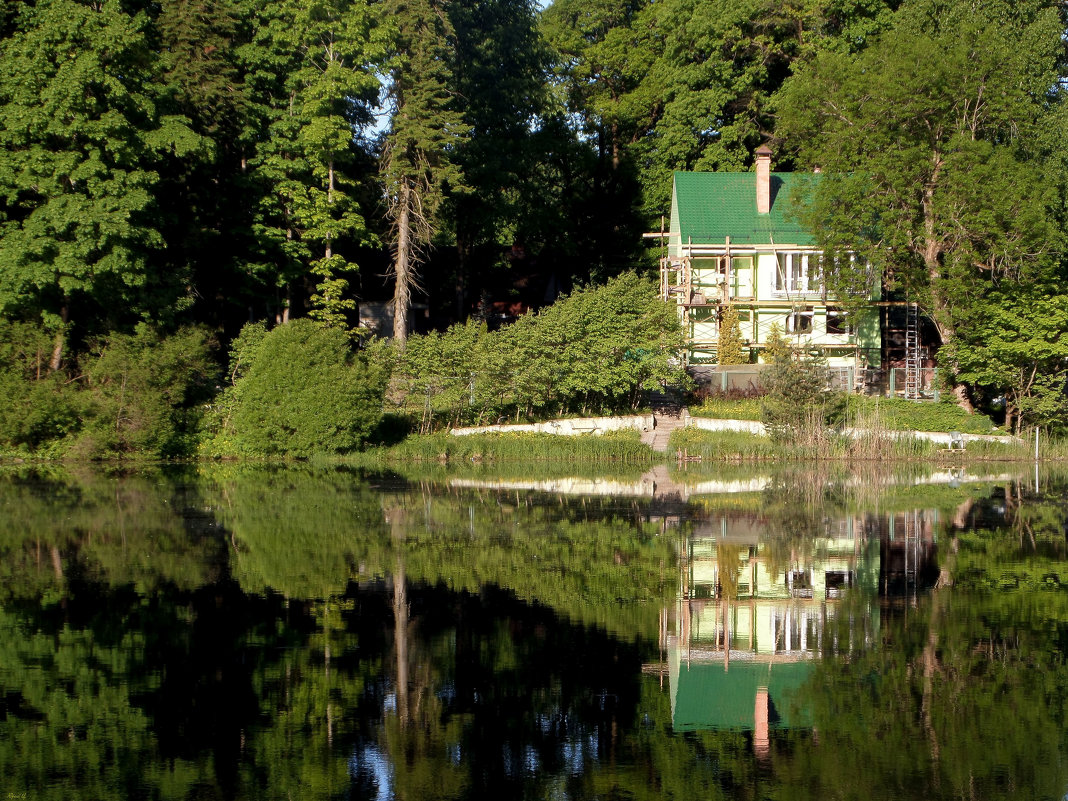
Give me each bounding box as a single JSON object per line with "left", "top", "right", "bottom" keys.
{"left": 760, "top": 326, "right": 846, "bottom": 444}
{"left": 717, "top": 304, "right": 747, "bottom": 365}
{"left": 78, "top": 325, "right": 218, "bottom": 458}
{"left": 845, "top": 395, "right": 996, "bottom": 434}
{"left": 391, "top": 273, "right": 688, "bottom": 428}
{"left": 225, "top": 319, "right": 389, "bottom": 456}
{"left": 0, "top": 322, "right": 83, "bottom": 451}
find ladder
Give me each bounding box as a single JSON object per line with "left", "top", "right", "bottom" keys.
{"left": 904, "top": 302, "right": 920, "bottom": 399}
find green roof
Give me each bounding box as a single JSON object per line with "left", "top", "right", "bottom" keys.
{"left": 670, "top": 656, "right": 814, "bottom": 732}
{"left": 672, "top": 171, "right": 819, "bottom": 247}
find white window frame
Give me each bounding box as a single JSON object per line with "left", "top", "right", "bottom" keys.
{"left": 774, "top": 252, "right": 822, "bottom": 295}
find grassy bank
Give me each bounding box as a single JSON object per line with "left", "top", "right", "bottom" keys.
{"left": 348, "top": 429, "right": 658, "bottom": 466}
{"left": 690, "top": 394, "right": 998, "bottom": 435}
{"left": 671, "top": 427, "right": 941, "bottom": 461}
{"left": 670, "top": 426, "right": 1068, "bottom": 462}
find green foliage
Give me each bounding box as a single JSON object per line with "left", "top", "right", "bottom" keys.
{"left": 446, "top": 0, "right": 551, "bottom": 286}
{"left": 716, "top": 304, "right": 746, "bottom": 365}
{"left": 392, "top": 273, "right": 687, "bottom": 427}
{"left": 542, "top": 0, "right": 898, "bottom": 219}
{"left": 0, "top": 322, "right": 82, "bottom": 450}
{"left": 760, "top": 326, "right": 846, "bottom": 444}
{"left": 0, "top": 0, "right": 206, "bottom": 347}
{"left": 219, "top": 319, "right": 390, "bottom": 456}
{"left": 381, "top": 0, "right": 469, "bottom": 339}
{"left": 845, "top": 395, "right": 997, "bottom": 435}
{"left": 374, "top": 429, "right": 656, "bottom": 464}
{"left": 1, "top": 0, "right": 1065, "bottom": 459}
{"left": 239, "top": 0, "right": 386, "bottom": 321}
{"left": 690, "top": 389, "right": 999, "bottom": 436}
{"left": 0, "top": 323, "right": 215, "bottom": 458}
{"left": 775, "top": 0, "right": 1065, "bottom": 393}
{"left": 76, "top": 325, "right": 218, "bottom": 459}
{"left": 949, "top": 287, "right": 1068, "bottom": 433}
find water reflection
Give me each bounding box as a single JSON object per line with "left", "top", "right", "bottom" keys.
{"left": 664, "top": 509, "right": 941, "bottom": 738}
{"left": 0, "top": 465, "right": 1066, "bottom": 800}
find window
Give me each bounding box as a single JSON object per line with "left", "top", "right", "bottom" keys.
{"left": 786, "top": 309, "right": 813, "bottom": 334}
{"left": 730, "top": 256, "right": 754, "bottom": 298}
{"left": 826, "top": 307, "right": 849, "bottom": 335}
{"left": 774, "top": 252, "right": 822, "bottom": 294}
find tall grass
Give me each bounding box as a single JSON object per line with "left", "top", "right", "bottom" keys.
{"left": 690, "top": 392, "right": 1000, "bottom": 435}
{"left": 354, "top": 430, "right": 658, "bottom": 465}
{"left": 689, "top": 396, "right": 763, "bottom": 421}
{"left": 670, "top": 428, "right": 783, "bottom": 461}
{"left": 667, "top": 426, "right": 1039, "bottom": 462}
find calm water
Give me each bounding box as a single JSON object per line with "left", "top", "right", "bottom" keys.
{"left": 1, "top": 463, "right": 1067, "bottom": 800}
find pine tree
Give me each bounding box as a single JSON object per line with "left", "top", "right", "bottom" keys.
{"left": 717, "top": 304, "right": 747, "bottom": 365}
{"left": 241, "top": 0, "right": 385, "bottom": 325}
{"left": 381, "top": 0, "right": 468, "bottom": 344}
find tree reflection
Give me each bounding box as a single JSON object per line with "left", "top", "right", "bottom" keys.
{"left": 0, "top": 466, "right": 1067, "bottom": 800}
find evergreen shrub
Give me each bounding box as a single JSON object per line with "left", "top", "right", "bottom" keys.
{"left": 760, "top": 326, "right": 846, "bottom": 444}
{"left": 221, "top": 320, "right": 389, "bottom": 457}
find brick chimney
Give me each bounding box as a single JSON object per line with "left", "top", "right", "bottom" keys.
{"left": 755, "top": 144, "right": 772, "bottom": 214}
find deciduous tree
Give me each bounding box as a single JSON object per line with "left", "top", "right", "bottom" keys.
{"left": 0, "top": 0, "right": 203, "bottom": 368}
{"left": 775, "top": 0, "right": 1066, "bottom": 402}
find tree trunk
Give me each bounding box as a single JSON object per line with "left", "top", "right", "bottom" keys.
{"left": 952, "top": 384, "right": 974, "bottom": 413}
{"left": 455, "top": 231, "right": 469, "bottom": 321}
{"left": 392, "top": 180, "right": 412, "bottom": 344}
{"left": 326, "top": 158, "right": 334, "bottom": 260}
{"left": 48, "top": 301, "right": 69, "bottom": 372}
{"left": 393, "top": 558, "right": 409, "bottom": 724}
{"left": 49, "top": 333, "right": 64, "bottom": 373}
{"left": 920, "top": 153, "right": 972, "bottom": 412}
{"left": 390, "top": 502, "right": 410, "bottom": 725}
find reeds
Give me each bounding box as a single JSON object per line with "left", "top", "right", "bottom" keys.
{"left": 669, "top": 428, "right": 783, "bottom": 461}
{"left": 356, "top": 430, "right": 658, "bottom": 465}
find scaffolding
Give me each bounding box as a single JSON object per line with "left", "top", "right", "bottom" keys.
{"left": 904, "top": 302, "right": 921, "bottom": 400}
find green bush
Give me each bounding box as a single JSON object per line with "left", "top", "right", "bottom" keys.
{"left": 392, "top": 273, "right": 688, "bottom": 428}
{"left": 0, "top": 322, "right": 82, "bottom": 451}
{"left": 219, "top": 320, "right": 389, "bottom": 457}
{"left": 0, "top": 321, "right": 215, "bottom": 458}
{"left": 760, "top": 327, "right": 846, "bottom": 444}
{"left": 77, "top": 325, "right": 218, "bottom": 459}
{"left": 846, "top": 395, "right": 996, "bottom": 434}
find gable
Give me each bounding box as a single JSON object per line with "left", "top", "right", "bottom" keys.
{"left": 672, "top": 171, "right": 819, "bottom": 247}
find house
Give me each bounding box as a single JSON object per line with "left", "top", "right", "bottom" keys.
{"left": 665, "top": 510, "right": 881, "bottom": 736}
{"left": 665, "top": 508, "right": 939, "bottom": 735}
{"left": 660, "top": 145, "right": 887, "bottom": 390}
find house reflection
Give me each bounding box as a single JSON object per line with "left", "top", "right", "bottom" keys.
{"left": 663, "top": 509, "right": 940, "bottom": 742}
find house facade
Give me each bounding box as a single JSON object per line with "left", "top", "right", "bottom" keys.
{"left": 660, "top": 145, "right": 884, "bottom": 383}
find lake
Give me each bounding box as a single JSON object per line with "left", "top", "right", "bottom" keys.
{"left": 1, "top": 462, "right": 1066, "bottom": 800}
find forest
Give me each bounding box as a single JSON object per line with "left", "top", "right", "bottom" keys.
{"left": 1, "top": 0, "right": 1067, "bottom": 456}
